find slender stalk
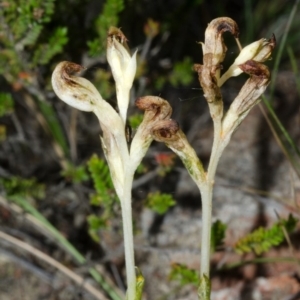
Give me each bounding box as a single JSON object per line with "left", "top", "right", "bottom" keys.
{"left": 207, "top": 119, "right": 223, "bottom": 181}
{"left": 198, "top": 116, "right": 224, "bottom": 279}
{"left": 198, "top": 183, "right": 212, "bottom": 278}
{"left": 120, "top": 169, "right": 136, "bottom": 300}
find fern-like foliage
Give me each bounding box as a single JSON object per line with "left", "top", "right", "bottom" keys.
{"left": 87, "top": 214, "right": 107, "bottom": 243}
{"left": 0, "top": 176, "right": 45, "bottom": 199}
{"left": 145, "top": 191, "right": 176, "bottom": 214}
{"left": 87, "top": 154, "right": 119, "bottom": 242}
{"left": 211, "top": 220, "right": 227, "bottom": 253}
{"left": 234, "top": 214, "right": 298, "bottom": 255}
{"left": 32, "top": 27, "right": 68, "bottom": 66}
{"left": 87, "top": 154, "right": 117, "bottom": 206}
{"left": 61, "top": 164, "right": 89, "bottom": 184}
{"left": 0, "top": 0, "right": 67, "bottom": 80}
{"left": 87, "top": 0, "right": 125, "bottom": 56}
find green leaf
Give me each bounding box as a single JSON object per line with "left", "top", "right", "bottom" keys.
{"left": 134, "top": 268, "right": 145, "bottom": 300}
{"left": 33, "top": 27, "right": 68, "bottom": 65}
{"left": 87, "top": 0, "right": 125, "bottom": 56}
{"left": 18, "top": 23, "right": 43, "bottom": 48}
{"left": 145, "top": 192, "right": 176, "bottom": 214}
{"left": 61, "top": 164, "right": 89, "bottom": 184}
{"left": 87, "top": 154, "right": 117, "bottom": 206}
{"left": 169, "top": 57, "right": 193, "bottom": 87}
{"left": 234, "top": 214, "right": 298, "bottom": 255}
{"left": 169, "top": 264, "right": 199, "bottom": 286}
{"left": 0, "top": 93, "right": 14, "bottom": 117}
{"left": 36, "top": 100, "right": 69, "bottom": 156}
{"left": 128, "top": 113, "right": 144, "bottom": 130}
{"left": 0, "top": 177, "right": 45, "bottom": 199}
{"left": 210, "top": 220, "right": 227, "bottom": 253}
{"left": 87, "top": 214, "right": 107, "bottom": 242}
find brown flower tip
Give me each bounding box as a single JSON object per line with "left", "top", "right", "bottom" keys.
{"left": 238, "top": 60, "right": 270, "bottom": 85}
{"left": 269, "top": 34, "right": 276, "bottom": 49}
{"left": 151, "top": 120, "right": 188, "bottom": 152}
{"left": 135, "top": 96, "right": 172, "bottom": 122}
{"left": 151, "top": 119, "right": 182, "bottom": 145}
{"left": 203, "top": 17, "right": 239, "bottom": 66}
{"left": 108, "top": 26, "right": 128, "bottom": 43}
{"left": 58, "top": 62, "right": 85, "bottom": 86}
{"left": 107, "top": 26, "right": 130, "bottom": 52}
{"left": 207, "top": 17, "right": 239, "bottom": 38}
{"left": 52, "top": 61, "right": 86, "bottom": 91}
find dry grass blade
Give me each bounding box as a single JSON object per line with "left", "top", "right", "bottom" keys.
{"left": 0, "top": 230, "right": 109, "bottom": 300}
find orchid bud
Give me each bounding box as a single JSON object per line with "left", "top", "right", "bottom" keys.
{"left": 107, "top": 27, "right": 137, "bottom": 89}
{"left": 107, "top": 27, "right": 137, "bottom": 123}
{"left": 218, "top": 35, "right": 276, "bottom": 87}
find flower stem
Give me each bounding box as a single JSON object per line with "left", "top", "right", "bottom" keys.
{"left": 199, "top": 183, "right": 212, "bottom": 278}
{"left": 120, "top": 170, "right": 136, "bottom": 300}
{"left": 199, "top": 118, "right": 224, "bottom": 279}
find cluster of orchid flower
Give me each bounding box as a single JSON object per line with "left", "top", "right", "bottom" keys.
{"left": 52, "top": 17, "right": 275, "bottom": 300}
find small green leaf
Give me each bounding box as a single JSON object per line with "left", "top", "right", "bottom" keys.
{"left": 33, "top": 27, "right": 68, "bottom": 65}
{"left": 169, "top": 264, "right": 199, "bottom": 286}
{"left": 128, "top": 113, "right": 144, "bottom": 129}
{"left": 211, "top": 220, "right": 227, "bottom": 252}
{"left": 61, "top": 164, "right": 89, "bottom": 183}
{"left": 169, "top": 57, "right": 193, "bottom": 87}
{"left": 145, "top": 192, "right": 176, "bottom": 214}
{"left": 134, "top": 268, "right": 145, "bottom": 300}
{"left": 0, "top": 93, "right": 14, "bottom": 117}
{"left": 87, "top": 214, "right": 107, "bottom": 242}
{"left": 0, "top": 177, "right": 45, "bottom": 199}
{"left": 234, "top": 214, "right": 298, "bottom": 255}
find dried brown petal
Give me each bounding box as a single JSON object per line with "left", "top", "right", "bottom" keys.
{"left": 130, "top": 96, "right": 172, "bottom": 170}
{"left": 238, "top": 60, "right": 270, "bottom": 83}
{"left": 194, "top": 17, "right": 238, "bottom": 118}
{"left": 203, "top": 17, "right": 239, "bottom": 67}
{"left": 135, "top": 96, "right": 172, "bottom": 122}
{"left": 107, "top": 26, "right": 130, "bottom": 52}
{"left": 52, "top": 61, "right": 102, "bottom": 112}
{"left": 151, "top": 119, "right": 185, "bottom": 150}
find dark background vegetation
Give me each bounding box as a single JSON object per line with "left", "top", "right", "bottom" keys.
{"left": 0, "top": 0, "right": 300, "bottom": 299}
